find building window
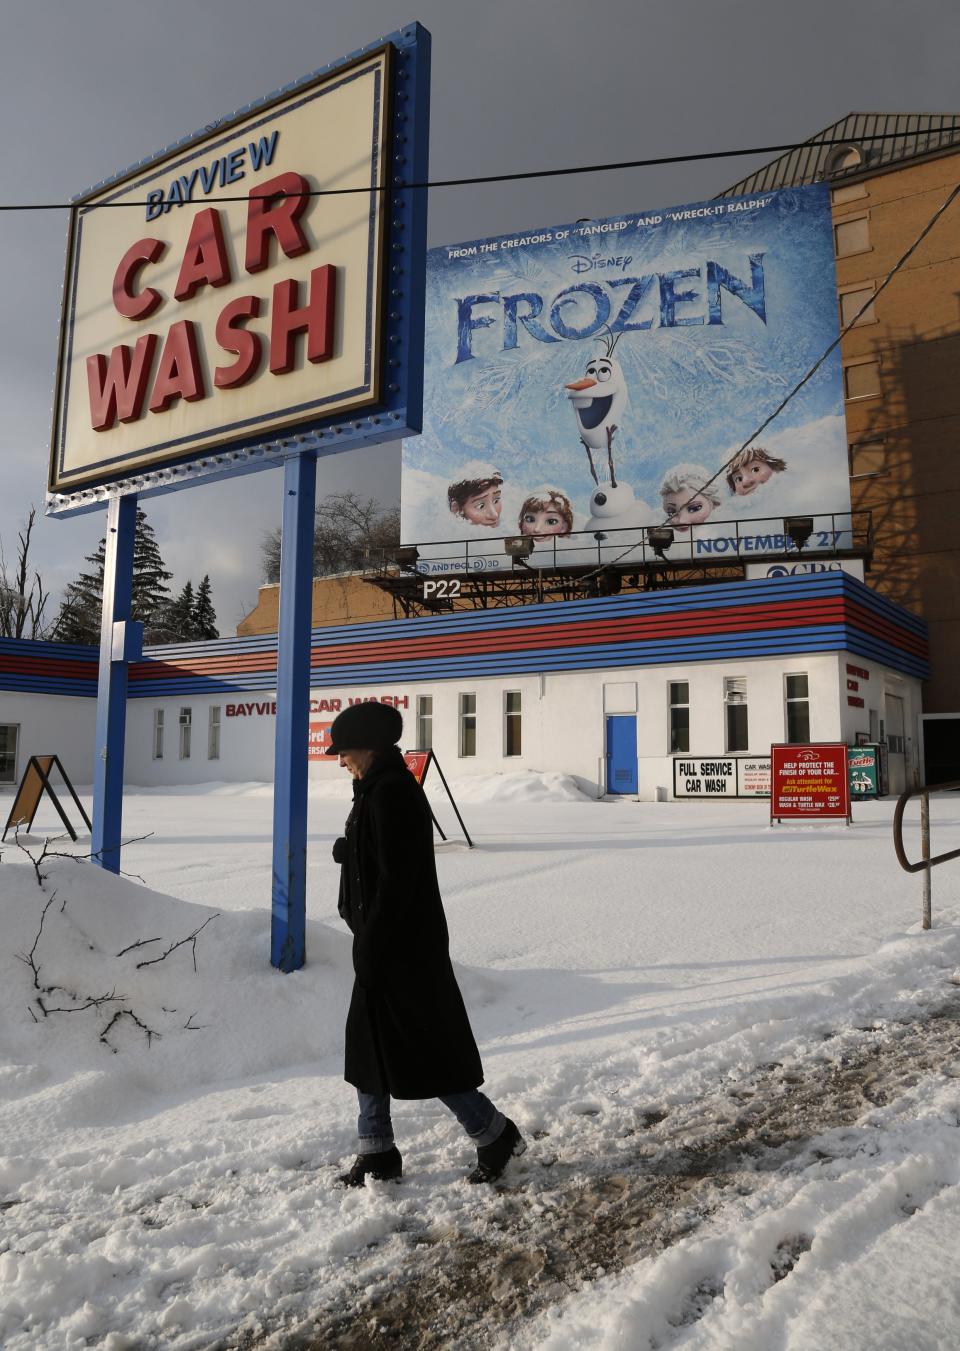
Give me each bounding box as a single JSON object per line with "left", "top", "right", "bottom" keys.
{"left": 416, "top": 695, "right": 433, "bottom": 751}
{"left": 839, "top": 285, "right": 877, "bottom": 327}
{"left": 785, "top": 673, "right": 811, "bottom": 743}
{"left": 179, "top": 707, "right": 192, "bottom": 760}
{"left": 504, "top": 691, "right": 522, "bottom": 757}
{"left": 208, "top": 706, "right": 221, "bottom": 760}
{"left": 834, "top": 215, "right": 870, "bottom": 257}
{"left": 849, "top": 440, "right": 887, "bottom": 479}
{"left": 844, "top": 360, "right": 881, "bottom": 401}
{"left": 0, "top": 723, "right": 19, "bottom": 784}
{"left": 832, "top": 183, "right": 868, "bottom": 206}
{"left": 724, "top": 677, "right": 748, "bottom": 753}
{"left": 668, "top": 682, "right": 690, "bottom": 753}
{"left": 458, "top": 693, "right": 476, "bottom": 758}
{"left": 152, "top": 709, "right": 164, "bottom": 760}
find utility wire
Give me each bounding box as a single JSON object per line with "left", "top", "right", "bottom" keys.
{"left": 577, "top": 176, "right": 960, "bottom": 581}
{"left": 0, "top": 128, "right": 958, "bottom": 212}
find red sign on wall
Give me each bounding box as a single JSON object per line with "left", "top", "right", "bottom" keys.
{"left": 307, "top": 722, "right": 333, "bottom": 760}
{"left": 770, "top": 743, "right": 851, "bottom": 822}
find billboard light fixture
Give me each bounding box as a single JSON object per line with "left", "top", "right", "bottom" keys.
{"left": 505, "top": 536, "right": 535, "bottom": 561}
{"left": 784, "top": 516, "right": 814, "bottom": 551}
{"left": 390, "top": 545, "right": 420, "bottom": 569}
{"left": 647, "top": 526, "right": 675, "bottom": 558}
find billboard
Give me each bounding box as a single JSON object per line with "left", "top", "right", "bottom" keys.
{"left": 401, "top": 184, "right": 849, "bottom": 573}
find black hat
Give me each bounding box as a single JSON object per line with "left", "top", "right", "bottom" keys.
{"left": 324, "top": 701, "right": 403, "bottom": 755}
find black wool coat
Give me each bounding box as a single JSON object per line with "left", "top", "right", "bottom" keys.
{"left": 335, "top": 747, "right": 483, "bottom": 1099}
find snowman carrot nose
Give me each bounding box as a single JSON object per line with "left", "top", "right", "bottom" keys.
{"left": 566, "top": 378, "right": 597, "bottom": 391}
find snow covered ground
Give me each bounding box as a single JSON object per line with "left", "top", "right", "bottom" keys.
{"left": 2, "top": 774, "right": 960, "bottom": 1350}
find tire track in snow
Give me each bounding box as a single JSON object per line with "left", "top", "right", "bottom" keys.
{"left": 242, "top": 994, "right": 960, "bottom": 1350}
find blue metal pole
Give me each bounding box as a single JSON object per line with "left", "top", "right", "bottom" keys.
{"left": 271, "top": 451, "right": 317, "bottom": 971}
{"left": 92, "top": 494, "right": 137, "bottom": 873}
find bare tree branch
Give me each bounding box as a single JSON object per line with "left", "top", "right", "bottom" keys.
{"left": 115, "top": 937, "right": 164, "bottom": 958}
{"left": 99, "top": 1008, "right": 162, "bottom": 1052}
{"left": 15, "top": 894, "right": 57, "bottom": 990}
{"left": 136, "top": 915, "right": 220, "bottom": 973}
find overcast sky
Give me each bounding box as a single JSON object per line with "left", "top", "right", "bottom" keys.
{"left": 2, "top": 0, "right": 957, "bottom": 633}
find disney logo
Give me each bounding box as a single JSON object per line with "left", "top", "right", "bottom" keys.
{"left": 570, "top": 253, "right": 634, "bottom": 274}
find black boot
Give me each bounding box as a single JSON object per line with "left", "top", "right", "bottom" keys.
{"left": 339, "top": 1145, "right": 403, "bottom": 1188}
{"left": 467, "top": 1118, "right": 526, "bottom": 1184}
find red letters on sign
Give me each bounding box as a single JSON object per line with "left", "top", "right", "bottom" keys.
{"left": 112, "top": 239, "right": 166, "bottom": 320}
{"left": 87, "top": 333, "right": 159, "bottom": 430}
{"left": 269, "top": 265, "right": 337, "bottom": 374}
{"left": 174, "top": 208, "right": 232, "bottom": 302}
{"left": 148, "top": 321, "right": 206, "bottom": 414}
{"left": 88, "top": 169, "right": 341, "bottom": 431}
{"left": 214, "top": 296, "right": 263, "bottom": 389}
{"left": 245, "top": 172, "right": 312, "bottom": 274}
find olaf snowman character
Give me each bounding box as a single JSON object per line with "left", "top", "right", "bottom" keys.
{"left": 565, "top": 329, "right": 628, "bottom": 486}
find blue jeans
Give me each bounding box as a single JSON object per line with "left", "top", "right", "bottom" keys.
{"left": 357, "top": 1088, "right": 506, "bottom": 1154}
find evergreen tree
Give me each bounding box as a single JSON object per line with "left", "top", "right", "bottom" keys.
{"left": 164, "top": 580, "right": 196, "bottom": 642}
{"left": 53, "top": 538, "right": 105, "bottom": 644}
{"left": 191, "top": 574, "right": 219, "bottom": 639}
{"left": 131, "top": 509, "right": 173, "bottom": 643}
{"left": 53, "top": 508, "right": 174, "bottom": 646}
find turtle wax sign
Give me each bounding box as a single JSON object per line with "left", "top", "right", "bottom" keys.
{"left": 771, "top": 743, "right": 851, "bottom": 821}
{"left": 402, "top": 184, "right": 849, "bottom": 573}
{"left": 50, "top": 46, "right": 394, "bottom": 496}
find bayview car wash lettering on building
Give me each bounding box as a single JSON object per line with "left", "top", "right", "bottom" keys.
{"left": 50, "top": 46, "right": 392, "bottom": 493}
{"left": 225, "top": 694, "right": 409, "bottom": 717}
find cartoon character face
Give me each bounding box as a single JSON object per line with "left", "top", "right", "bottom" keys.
{"left": 731, "top": 459, "right": 775, "bottom": 496}
{"left": 461, "top": 487, "right": 502, "bottom": 527}
{"left": 520, "top": 505, "right": 568, "bottom": 539}
{"left": 661, "top": 487, "right": 717, "bottom": 531}
{"left": 585, "top": 357, "right": 614, "bottom": 384}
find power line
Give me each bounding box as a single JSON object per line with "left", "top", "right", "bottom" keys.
{"left": 1, "top": 128, "right": 958, "bottom": 212}
{"left": 578, "top": 177, "right": 960, "bottom": 579}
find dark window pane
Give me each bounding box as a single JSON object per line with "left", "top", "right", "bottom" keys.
{"left": 787, "top": 702, "right": 811, "bottom": 743}
{"left": 785, "top": 674, "right": 809, "bottom": 700}
{"left": 726, "top": 704, "right": 749, "bottom": 752}
{"left": 669, "top": 682, "right": 689, "bottom": 705}
{"left": 670, "top": 707, "right": 690, "bottom": 753}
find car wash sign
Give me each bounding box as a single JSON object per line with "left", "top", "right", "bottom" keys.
{"left": 49, "top": 32, "right": 427, "bottom": 503}
{"left": 771, "top": 743, "right": 850, "bottom": 822}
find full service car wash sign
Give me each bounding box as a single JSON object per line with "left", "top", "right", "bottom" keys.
{"left": 50, "top": 46, "right": 392, "bottom": 494}
{"left": 770, "top": 743, "right": 850, "bottom": 821}
{"left": 673, "top": 757, "right": 771, "bottom": 798}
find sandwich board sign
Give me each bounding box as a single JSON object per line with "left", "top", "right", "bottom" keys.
{"left": 770, "top": 743, "right": 851, "bottom": 823}
{"left": 46, "top": 24, "right": 431, "bottom": 972}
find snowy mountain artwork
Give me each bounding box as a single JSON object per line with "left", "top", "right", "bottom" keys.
{"left": 401, "top": 184, "right": 850, "bottom": 572}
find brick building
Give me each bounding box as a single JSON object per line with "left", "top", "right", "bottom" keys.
{"left": 722, "top": 113, "right": 960, "bottom": 778}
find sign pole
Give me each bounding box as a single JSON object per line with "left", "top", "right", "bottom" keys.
{"left": 92, "top": 494, "right": 137, "bottom": 873}
{"left": 271, "top": 451, "right": 317, "bottom": 972}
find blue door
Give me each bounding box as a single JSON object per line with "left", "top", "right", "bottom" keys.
{"left": 605, "top": 715, "right": 638, "bottom": 794}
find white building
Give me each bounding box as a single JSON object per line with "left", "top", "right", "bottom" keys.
{"left": 0, "top": 572, "right": 927, "bottom": 803}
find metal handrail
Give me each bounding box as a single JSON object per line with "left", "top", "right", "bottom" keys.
{"left": 892, "top": 779, "right": 960, "bottom": 930}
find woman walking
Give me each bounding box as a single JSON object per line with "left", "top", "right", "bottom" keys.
{"left": 327, "top": 701, "right": 525, "bottom": 1187}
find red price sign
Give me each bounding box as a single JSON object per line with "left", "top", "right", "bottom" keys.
{"left": 771, "top": 743, "right": 850, "bottom": 821}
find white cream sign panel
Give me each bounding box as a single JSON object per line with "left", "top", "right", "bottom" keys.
{"left": 50, "top": 48, "right": 391, "bottom": 492}
{"left": 673, "top": 757, "right": 772, "bottom": 798}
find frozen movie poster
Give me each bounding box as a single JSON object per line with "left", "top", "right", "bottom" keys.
{"left": 401, "top": 184, "right": 851, "bottom": 573}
